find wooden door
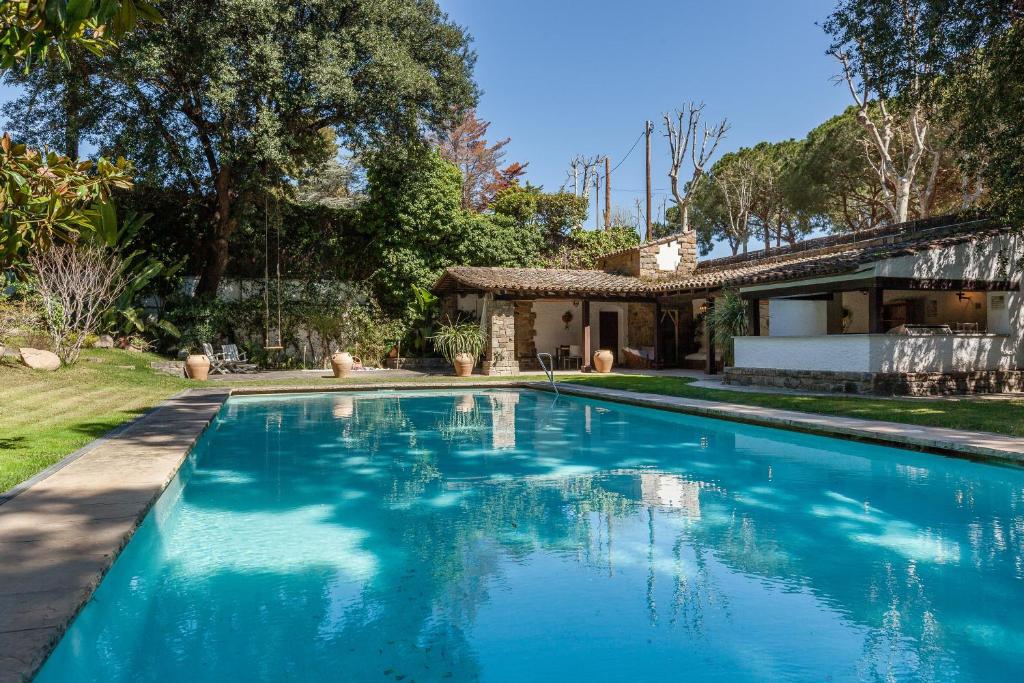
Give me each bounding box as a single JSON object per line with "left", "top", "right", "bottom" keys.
{"left": 599, "top": 311, "right": 619, "bottom": 359}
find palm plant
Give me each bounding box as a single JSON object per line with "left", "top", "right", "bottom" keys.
{"left": 406, "top": 284, "right": 439, "bottom": 356}
{"left": 431, "top": 317, "right": 485, "bottom": 364}
{"left": 709, "top": 289, "right": 748, "bottom": 366}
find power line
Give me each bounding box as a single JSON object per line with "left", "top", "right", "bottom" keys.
{"left": 608, "top": 129, "right": 645, "bottom": 175}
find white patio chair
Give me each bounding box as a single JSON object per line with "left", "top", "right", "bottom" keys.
{"left": 221, "top": 344, "right": 259, "bottom": 373}
{"left": 201, "top": 343, "right": 231, "bottom": 374}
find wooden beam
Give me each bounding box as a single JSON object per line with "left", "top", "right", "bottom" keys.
{"left": 582, "top": 299, "right": 592, "bottom": 371}
{"left": 747, "top": 298, "right": 760, "bottom": 337}
{"left": 704, "top": 298, "right": 717, "bottom": 375}
{"left": 867, "top": 287, "right": 884, "bottom": 333}
{"left": 738, "top": 276, "right": 1018, "bottom": 301}
{"left": 826, "top": 292, "right": 845, "bottom": 334}
{"left": 653, "top": 301, "right": 661, "bottom": 367}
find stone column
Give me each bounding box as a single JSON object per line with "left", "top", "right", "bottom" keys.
{"left": 482, "top": 299, "right": 519, "bottom": 375}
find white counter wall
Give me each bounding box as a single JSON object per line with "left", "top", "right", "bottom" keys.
{"left": 768, "top": 299, "right": 828, "bottom": 336}
{"left": 734, "top": 334, "right": 1015, "bottom": 373}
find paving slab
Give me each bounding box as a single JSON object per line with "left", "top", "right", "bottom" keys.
{"left": 0, "top": 389, "right": 229, "bottom": 683}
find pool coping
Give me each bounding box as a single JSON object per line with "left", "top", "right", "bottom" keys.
{"left": 0, "top": 389, "right": 231, "bottom": 683}
{"left": 3, "top": 380, "right": 1023, "bottom": 681}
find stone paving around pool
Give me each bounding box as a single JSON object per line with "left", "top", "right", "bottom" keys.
{"left": 2, "top": 380, "right": 1023, "bottom": 681}
{"left": 0, "top": 390, "right": 230, "bottom": 683}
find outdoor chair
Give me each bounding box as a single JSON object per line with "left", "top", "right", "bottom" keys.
{"left": 201, "top": 343, "right": 231, "bottom": 375}
{"left": 221, "top": 344, "right": 259, "bottom": 373}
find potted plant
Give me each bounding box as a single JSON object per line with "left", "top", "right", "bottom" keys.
{"left": 432, "top": 318, "right": 485, "bottom": 377}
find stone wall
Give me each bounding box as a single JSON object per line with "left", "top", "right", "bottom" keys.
{"left": 724, "top": 367, "right": 874, "bottom": 394}
{"left": 482, "top": 299, "right": 519, "bottom": 375}
{"left": 724, "top": 366, "right": 1024, "bottom": 396}
{"left": 594, "top": 231, "right": 698, "bottom": 280}
{"left": 597, "top": 249, "right": 640, "bottom": 276}
{"left": 514, "top": 301, "right": 537, "bottom": 367}
{"left": 626, "top": 303, "right": 656, "bottom": 348}
{"left": 638, "top": 231, "right": 697, "bottom": 280}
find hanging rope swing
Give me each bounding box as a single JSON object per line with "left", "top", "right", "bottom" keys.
{"left": 263, "top": 195, "right": 284, "bottom": 351}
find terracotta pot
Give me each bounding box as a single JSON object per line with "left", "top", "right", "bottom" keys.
{"left": 331, "top": 351, "right": 354, "bottom": 378}
{"left": 592, "top": 349, "right": 614, "bottom": 374}
{"left": 453, "top": 352, "right": 475, "bottom": 377}
{"left": 185, "top": 354, "right": 210, "bottom": 381}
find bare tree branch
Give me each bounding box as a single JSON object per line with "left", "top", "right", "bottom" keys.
{"left": 28, "top": 245, "right": 130, "bottom": 365}
{"left": 664, "top": 102, "right": 729, "bottom": 233}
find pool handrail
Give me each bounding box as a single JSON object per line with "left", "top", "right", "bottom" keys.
{"left": 536, "top": 353, "right": 558, "bottom": 395}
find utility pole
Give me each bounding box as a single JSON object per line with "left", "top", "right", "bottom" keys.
{"left": 594, "top": 174, "right": 600, "bottom": 230}
{"left": 604, "top": 156, "right": 611, "bottom": 230}
{"left": 645, "top": 121, "right": 653, "bottom": 241}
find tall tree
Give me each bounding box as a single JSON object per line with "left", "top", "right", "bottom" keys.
{"left": 793, "top": 108, "right": 888, "bottom": 232}
{"left": 491, "top": 184, "right": 588, "bottom": 255}
{"left": 715, "top": 155, "right": 755, "bottom": 255}
{"left": 435, "top": 109, "right": 526, "bottom": 211}
{"left": 747, "top": 140, "right": 815, "bottom": 249}
{"left": 663, "top": 102, "right": 728, "bottom": 233}
{"left": 5, "top": 0, "right": 477, "bottom": 295}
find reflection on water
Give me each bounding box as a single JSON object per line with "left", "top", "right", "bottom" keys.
{"left": 38, "top": 390, "right": 1024, "bottom": 682}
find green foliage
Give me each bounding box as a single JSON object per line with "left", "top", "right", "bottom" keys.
{"left": 709, "top": 290, "right": 748, "bottom": 366}
{"left": 491, "top": 184, "right": 588, "bottom": 251}
{"left": 361, "top": 147, "right": 541, "bottom": 314}
{"left": 431, "top": 318, "right": 485, "bottom": 364}
{"left": 5, "top": 0, "right": 478, "bottom": 295}
{"left": 0, "top": 0, "right": 160, "bottom": 71}
{"left": 82, "top": 203, "right": 183, "bottom": 343}
{"left": 553, "top": 226, "right": 638, "bottom": 269}
{"left": 948, "top": 20, "right": 1024, "bottom": 226}
{"left": 360, "top": 146, "right": 465, "bottom": 311}
{"left": 405, "top": 284, "right": 439, "bottom": 356}
{"left": 0, "top": 276, "right": 43, "bottom": 345}
{"left": 793, "top": 108, "right": 887, "bottom": 232}
{"left": 0, "top": 134, "right": 133, "bottom": 268}
{"left": 166, "top": 282, "right": 403, "bottom": 368}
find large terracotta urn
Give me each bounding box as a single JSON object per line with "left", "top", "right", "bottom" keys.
{"left": 453, "top": 352, "right": 475, "bottom": 377}
{"left": 331, "top": 351, "right": 354, "bottom": 378}
{"left": 593, "top": 349, "right": 614, "bottom": 374}
{"left": 185, "top": 354, "right": 210, "bottom": 381}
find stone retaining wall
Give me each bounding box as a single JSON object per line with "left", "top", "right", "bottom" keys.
{"left": 724, "top": 366, "right": 1024, "bottom": 396}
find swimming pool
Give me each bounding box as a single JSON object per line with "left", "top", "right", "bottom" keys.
{"left": 36, "top": 389, "right": 1024, "bottom": 681}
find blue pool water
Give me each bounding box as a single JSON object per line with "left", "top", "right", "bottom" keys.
{"left": 37, "top": 389, "right": 1024, "bottom": 681}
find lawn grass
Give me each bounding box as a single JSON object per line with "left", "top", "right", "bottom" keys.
{"left": 563, "top": 375, "right": 1024, "bottom": 438}
{"left": 0, "top": 349, "right": 194, "bottom": 493}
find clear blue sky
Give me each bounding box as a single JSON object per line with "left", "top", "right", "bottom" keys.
{"left": 0, "top": 0, "right": 852, "bottom": 257}
{"left": 441, "top": 0, "right": 852, "bottom": 255}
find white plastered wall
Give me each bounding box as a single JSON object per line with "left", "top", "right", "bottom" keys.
{"left": 532, "top": 300, "right": 583, "bottom": 357}
{"left": 768, "top": 299, "right": 827, "bottom": 336}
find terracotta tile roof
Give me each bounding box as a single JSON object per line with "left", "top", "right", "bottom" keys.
{"left": 434, "top": 266, "right": 651, "bottom": 297}
{"left": 433, "top": 215, "right": 1008, "bottom": 298}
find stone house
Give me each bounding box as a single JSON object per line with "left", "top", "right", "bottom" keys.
{"left": 432, "top": 215, "right": 1024, "bottom": 395}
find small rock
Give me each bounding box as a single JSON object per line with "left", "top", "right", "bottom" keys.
{"left": 95, "top": 335, "right": 115, "bottom": 348}
{"left": 19, "top": 347, "right": 61, "bottom": 371}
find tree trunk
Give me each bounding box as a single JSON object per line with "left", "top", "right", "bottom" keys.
{"left": 194, "top": 167, "right": 238, "bottom": 297}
